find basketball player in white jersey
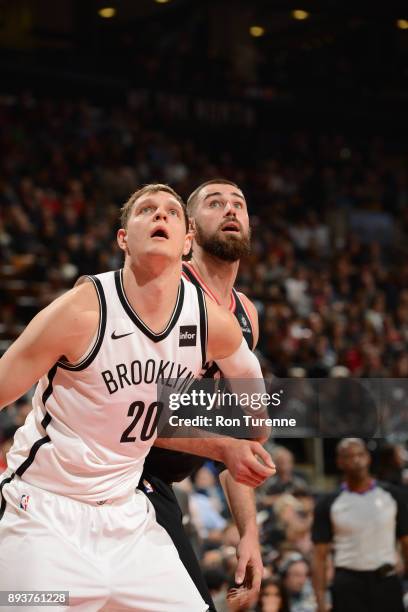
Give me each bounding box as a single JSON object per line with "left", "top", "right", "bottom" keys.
{"left": 0, "top": 184, "right": 274, "bottom": 611}
{"left": 141, "top": 179, "right": 266, "bottom": 610}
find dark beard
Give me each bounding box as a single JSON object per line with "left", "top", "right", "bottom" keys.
{"left": 195, "top": 224, "right": 251, "bottom": 262}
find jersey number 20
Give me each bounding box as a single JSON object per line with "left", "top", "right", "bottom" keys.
{"left": 120, "top": 401, "right": 163, "bottom": 443}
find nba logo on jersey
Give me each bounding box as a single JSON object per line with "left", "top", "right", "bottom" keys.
{"left": 142, "top": 479, "right": 154, "bottom": 494}
{"left": 19, "top": 495, "right": 30, "bottom": 511}
{"left": 240, "top": 314, "right": 251, "bottom": 334}
{"left": 179, "top": 325, "right": 197, "bottom": 347}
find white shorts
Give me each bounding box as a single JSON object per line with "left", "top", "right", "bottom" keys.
{"left": 0, "top": 474, "right": 207, "bottom": 611}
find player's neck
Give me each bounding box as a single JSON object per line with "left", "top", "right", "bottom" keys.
{"left": 122, "top": 260, "right": 181, "bottom": 333}
{"left": 189, "top": 246, "right": 239, "bottom": 309}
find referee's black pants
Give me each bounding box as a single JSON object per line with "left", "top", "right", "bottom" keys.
{"left": 137, "top": 472, "right": 216, "bottom": 612}
{"left": 332, "top": 568, "right": 404, "bottom": 612}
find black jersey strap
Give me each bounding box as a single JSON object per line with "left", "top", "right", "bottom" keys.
{"left": 57, "top": 275, "right": 107, "bottom": 370}
{"left": 195, "top": 285, "right": 208, "bottom": 368}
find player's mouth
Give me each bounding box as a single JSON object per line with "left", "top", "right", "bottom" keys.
{"left": 150, "top": 226, "right": 169, "bottom": 240}
{"left": 220, "top": 221, "right": 241, "bottom": 233}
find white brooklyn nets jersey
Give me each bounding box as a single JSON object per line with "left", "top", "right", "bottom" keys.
{"left": 5, "top": 270, "right": 207, "bottom": 504}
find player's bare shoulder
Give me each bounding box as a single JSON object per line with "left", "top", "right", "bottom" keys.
{"left": 25, "top": 277, "right": 101, "bottom": 365}
{"left": 49, "top": 279, "right": 100, "bottom": 361}
{"left": 205, "top": 294, "right": 243, "bottom": 360}
{"left": 0, "top": 276, "right": 101, "bottom": 409}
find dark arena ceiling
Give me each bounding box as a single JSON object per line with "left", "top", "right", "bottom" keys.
{"left": 0, "top": 0, "right": 407, "bottom": 125}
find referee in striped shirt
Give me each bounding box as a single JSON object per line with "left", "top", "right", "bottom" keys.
{"left": 311, "top": 438, "right": 408, "bottom": 612}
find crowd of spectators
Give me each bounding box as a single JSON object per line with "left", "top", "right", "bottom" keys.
{"left": 1, "top": 90, "right": 408, "bottom": 610}
{"left": 1, "top": 93, "right": 407, "bottom": 378}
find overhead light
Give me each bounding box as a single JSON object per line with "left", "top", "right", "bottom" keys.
{"left": 292, "top": 9, "right": 310, "bottom": 20}
{"left": 250, "top": 25, "right": 265, "bottom": 38}
{"left": 155, "top": 0, "right": 170, "bottom": 4}
{"left": 397, "top": 19, "right": 408, "bottom": 30}
{"left": 98, "top": 7, "right": 116, "bottom": 18}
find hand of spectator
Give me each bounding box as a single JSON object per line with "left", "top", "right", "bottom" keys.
{"left": 220, "top": 439, "right": 276, "bottom": 487}
{"left": 235, "top": 532, "right": 264, "bottom": 605}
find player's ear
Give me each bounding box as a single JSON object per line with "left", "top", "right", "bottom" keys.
{"left": 189, "top": 217, "right": 196, "bottom": 234}
{"left": 183, "top": 230, "right": 193, "bottom": 257}
{"left": 117, "top": 228, "right": 128, "bottom": 252}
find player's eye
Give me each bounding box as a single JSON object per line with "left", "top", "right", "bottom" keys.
{"left": 209, "top": 200, "right": 222, "bottom": 208}
{"left": 140, "top": 205, "right": 155, "bottom": 214}
{"left": 169, "top": 208, "right": 179, "bottom": 216}
{"left": 233, "top": 202, "right": 243, "bottom": 209}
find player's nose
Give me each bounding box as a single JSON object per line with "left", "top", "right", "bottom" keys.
{"left": 153, "top": 208, "right": 167, "bottom": 221}
{"left": 224, "top": 201, "right": 235, "bottom": 215}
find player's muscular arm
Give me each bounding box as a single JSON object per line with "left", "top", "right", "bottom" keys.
{"left": 219, "top": 470, "right": 264, "bottom": 601}
{"left": 155, "top": 435, "right": 274, "bottom": 487}
{"left": 0, "top": 282, "right": 99, "bottom": 410}
{"left": 205, "top": 296, "right": 243, "bottom": 360}
{"left": 206, "top": 296, "right": 264, "bottom": 382}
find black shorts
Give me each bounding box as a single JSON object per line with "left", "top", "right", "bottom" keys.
{"left": 137, "top": 471, "right": 216, "bottom": 612}
{"left": 332, "top": 567, "right": 404, "bottom": 612}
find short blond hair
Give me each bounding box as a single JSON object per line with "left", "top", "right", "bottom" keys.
{"left": 120, "top": 184, "right": 188, "bottom": 230}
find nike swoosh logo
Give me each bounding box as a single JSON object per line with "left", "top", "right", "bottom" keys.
{"left": 111, "top": 331, "right": 135, "bottom": 340}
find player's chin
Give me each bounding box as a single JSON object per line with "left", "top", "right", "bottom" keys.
{"left": 146, "top": 240, "right": 176, "bottom": 254}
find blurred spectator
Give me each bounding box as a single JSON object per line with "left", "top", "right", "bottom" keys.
{"left": 376, "top": 444, "right": 408, "bottom": 488}
{"left": 261, "top": 447, "right": 308, "bottom": 500}
{"left": 190, "top": 465, "right": 227, "bottom": 538}
{"left": 256, "top": 576, "right": 290, "bottom": 612}
{"left": 279, "top": 554, "right": 316, "bottom": 612}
